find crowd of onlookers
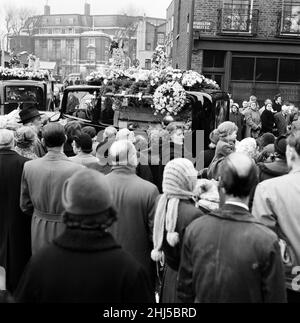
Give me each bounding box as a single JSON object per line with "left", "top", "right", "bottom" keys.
{"left": 0, "top": 95, "right": 300, "bottom": 303}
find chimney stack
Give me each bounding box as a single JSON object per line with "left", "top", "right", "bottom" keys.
{"left": 44, "top": 4, "right": 51, "bottom": 15}
{"left": 84, "top": 3, "right": 91, "bottom": 16}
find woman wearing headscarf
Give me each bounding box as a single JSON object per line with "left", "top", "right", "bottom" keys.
{"left": 151, "top": 158, "right": 204, "bottom": 303}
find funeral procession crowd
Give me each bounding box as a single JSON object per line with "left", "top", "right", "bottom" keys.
{"left": 0, "top": 90, "right": 300, "bottom": 304}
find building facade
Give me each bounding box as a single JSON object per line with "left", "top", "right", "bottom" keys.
{"left": 166, "top": 0, "right": 175, "bottom": 61}
{"left": 173, "top": 0, "right": 300, "bottom": 105}
{"left": 9, "top": 3, "right": 166, "bottom": 79}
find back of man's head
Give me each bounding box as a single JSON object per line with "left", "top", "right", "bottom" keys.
{"left": 42, "top": 123, "right": 66, "bottom": 148}
{"left": 220, "top": 153, "right": 258, "bottom": 199}
{"left": 287, "top": 130, "right": 300, "bottom": 166}
{"left": 0, "top": 129, "right": 14, "bottom": 149}
{"left": 109, "top": 140, "right": 138, "bottom": 167}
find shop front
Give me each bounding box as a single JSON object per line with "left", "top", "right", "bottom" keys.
{"left": 193, "top": 37, "right": 300, "bottom": 106}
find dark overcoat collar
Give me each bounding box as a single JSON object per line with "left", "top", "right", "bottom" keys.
{"left": 54, "top": 229, "right": 121, "bottom": 252}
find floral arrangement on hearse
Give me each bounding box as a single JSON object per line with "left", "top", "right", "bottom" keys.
{"left": 0, "top": 67, "right": 50, "bottom": 81}
{"left": 86, "top": 45, "right": 219, "bottom": 117}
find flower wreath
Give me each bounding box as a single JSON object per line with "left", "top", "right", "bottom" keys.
{"left": 152, "top": 81, "right": 186, "bottom": 116}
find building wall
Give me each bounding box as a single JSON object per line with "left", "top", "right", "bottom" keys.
{"left": 172, "top": 0, "right": 194, "bottom": 69}
{"left": 174, "top": 0, "right": 300, "bottom": 105}
{"left": 191, "top": 0, "right": 283, "bottom": 40}
{"left": 9, "top": 5, "right": 166, "bottom": 78}
{"left": 166, "top": 0, "right": 175, "bottom": 60}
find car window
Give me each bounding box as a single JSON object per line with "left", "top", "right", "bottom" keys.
{"left": 5, "top": 86, "right": 44, "bottom": 108}
{"left": 66, "top": 91, "right": 100, "bottom": 121}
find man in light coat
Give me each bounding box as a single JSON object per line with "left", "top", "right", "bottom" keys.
{"left": 106, "top": 140, "right": 159, "bottom": 293}
{"left": 15, "top": 170, "right": 154, "bottom": 303}
{"left": 20, "top": 123, "right": 84, "bottom": 255}
{"left": 253, "top": 130, "right": 300, "bottom": 303}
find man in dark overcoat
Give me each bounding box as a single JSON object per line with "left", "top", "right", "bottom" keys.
{"left": 177, "top": 153, "right": 287, "bottom": 303}
{"left": 0, "top": 129, "right": 31, "bottom": 293}
{"left": 106, "top": 140, "right": 159, "bottom": 293}
{"left": 15, "top": 169, "right": 154, "bottom": 303}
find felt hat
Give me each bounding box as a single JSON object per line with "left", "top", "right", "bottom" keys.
{"left": 18, "top": 106, "right": 43, "bottom": 124}
{"left": 62, "top": 169, "right": 113, "bottom": 216}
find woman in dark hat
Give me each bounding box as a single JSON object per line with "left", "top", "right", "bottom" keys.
{"left": 15, "top": 169, "right": 154, "bottom": 303}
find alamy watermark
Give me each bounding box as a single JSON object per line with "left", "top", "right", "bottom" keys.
{"left": 96, "top": 130, "right": 205, "bottom": 169}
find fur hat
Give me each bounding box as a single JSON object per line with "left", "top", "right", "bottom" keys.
{"left": 62, "top": 169, "right": 112, "bottom": 216}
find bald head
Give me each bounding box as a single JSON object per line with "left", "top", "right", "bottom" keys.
{"left": 220, "top": 153, "right": 258, "bottom": 199}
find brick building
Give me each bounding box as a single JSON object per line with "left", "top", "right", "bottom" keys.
{"left": 166, "top": 0, "right": 175, "bottom": 60}
{"left": 173, "top": 0, "right": 300, "bottom": 105}
{"left": 8, "top": 3, "right": 166, "bottom": 79}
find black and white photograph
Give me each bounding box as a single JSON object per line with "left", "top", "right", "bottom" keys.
{"left": 0, "top": 0, "right": 300, "bottom": 312}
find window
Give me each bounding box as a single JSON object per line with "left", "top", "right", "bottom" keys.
{"left": 53, "top": 28, "right": 62, "bottom": 34}
{"left": 55, "top": 17, "right": 61, "bottom": 25}
{"left": 67, "top": 28, "right": 74, "bottom": 34}
{"left": 88, "top": 50, "right": 96, "bottom": 61}
{"left": 146, "top": 43, "right": 152, "bottom": 51}
{"left": 222, "top": 0, "right": 252, "bottom": 32}
{"left": 66, "top": 39, "right": 74, "bottom": 48}
{"left": 279, "top": 59, "right": 300, "bottom": 82}
{"left": 145, "top": 59, "right": 151, "bottom": 70}
{"left": 88, "top": 38, "right": 95, "bottom": 46}
{"left": 53, "top": 40, "right": 61, "bottom": 50}
{"left": 255, "top": 58, "right": 278, "bottom": 81}
{"left": 157, "top": 33, "right": 165, "bottom": 45}
{"left": 203, "top": 51, "right": 225, "bottom": 68}
{"left": 53, "top": 40, "right": 61, "bottom": 59}
{"left": 231, "top": 56, "right": 300, "bottom": 83}
{"left": 69, "top": 17, "right": 75, "bottom": 24}
{"left": 40, "top": 40, "right": 48, "bottom": 49}
{"left": 282, "top": 0, "right": 300, "bottom": 34}
{"left": 231, "top": 57, "right": 255, "bottom": 80}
